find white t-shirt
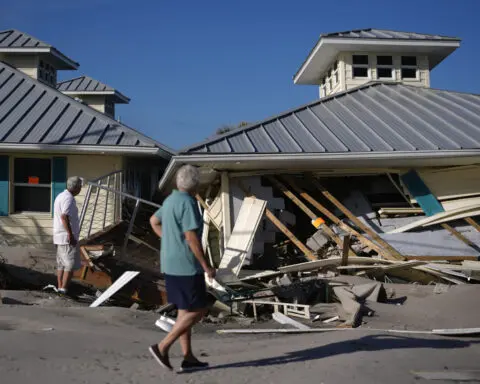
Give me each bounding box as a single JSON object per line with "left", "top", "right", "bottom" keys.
{"left": 53, "top": 190, "right": 80, "bottom": 245}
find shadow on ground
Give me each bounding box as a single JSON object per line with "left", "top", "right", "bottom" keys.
{"left": 186, "top": 335, "right": 476, "bottom": 372}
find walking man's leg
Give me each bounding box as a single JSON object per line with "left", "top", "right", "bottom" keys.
{"left": 57, "top": 269, "right": 64, "bottom": 290}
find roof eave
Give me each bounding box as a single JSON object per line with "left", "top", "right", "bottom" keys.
{"left": 0, "top": 143, "right": 163, "bottom": 155}
{"left": 158, "top": 150, "right": 480, "bottom": 191}
{"left": 293, "top": 38, "right": 461, "bottom": 85}
{"left": 0, "top": 47, "right": 79, "bottom": 69}
{"left": 60, "top": 90, "right": 131, "bottom": 104}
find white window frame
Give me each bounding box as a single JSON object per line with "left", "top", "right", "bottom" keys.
{"left": 12, "top": 157, "right": 52, "bottom": 214}
{"left": 376, "top": 55, "right": 395, "bottom": 80}
{"left": 401, "top": 56, "right": 419, "bottom": 80}
{"left": 352, "top": 54, "right": 370, "bottom": 79}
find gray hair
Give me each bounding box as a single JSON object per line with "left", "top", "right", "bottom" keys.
{"left": 176, "top": 165, "right": 200, "bottom": 192}
{"left": 67, "top": 176, "right": 82, "bottom": 191}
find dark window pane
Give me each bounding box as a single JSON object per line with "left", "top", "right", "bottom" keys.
{"left": 402, "top": 56, "right": 417, "bottom": 66}
{"left": 378, "top": 68, "right": 393, "bottom": 78}
{"left": 377, "top": 56, "right": 392, "bottom": 66}
{"left": 14, "top": 186, "right": 51, "bottom": 212}
{"left": 14, "top": 158, "right": 51, "bottom": 184}
{"left": 353, "top": 67, "right": 368, "bottom": 78}
{"left": 402, "top": 68, "right": 417, "bottom": 79}
{"left": 352, "top": 55, "right": 369, "bottom": 65}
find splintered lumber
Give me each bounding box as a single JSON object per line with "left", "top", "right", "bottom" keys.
{"left": 404, "top": 255, "right": 479, "bottom": 261}
{"left": 234, "top": 180, "right": 318, "bottom": 261}
{"left": 309, "top": 178, "right": 405, "bottom": 261}
{"left": 440, "top": 223, "right": 480, "bottom": 252}
{"left": 90, "top": 271, "right": 140, "bottom": 308}
{"left": 217, "top": 328, "right": 435, "bottom": 335}
{"left": 272, "top": 312, "right": 311, "bottom": 330}
{"left": 195, "top": 194, "right": 221, "bottom": 230}
{"left": 218, "top": 197, "right": 267, "bottom": 275}
{"left": 278, "top": 256, "right": 390, "bottom": 273}
{"left": 284, "top": 176, "right": 388, "bottom": 257}
{"left": 267, "top": 176, "right": 355, "bottom": 256}
{"left": 465, "top": 217, "right": 480, "bottom": 232}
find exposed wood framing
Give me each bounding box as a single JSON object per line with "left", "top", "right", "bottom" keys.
{"left": 309, "top": 177, "right": 405, "bottom": 261}
{"left": 195, "top": 194, "right": 221, "bottom": 231}
{"left": 234, "top": 180, "right": 318, "bottom": 261}
{"left": 465, "top": 217, "right": 480, "bottom": 232}
{"left": 403, "top": 255, "right": 479, "bottom": 261}
{"left": 440, "top": 223, "right": 480, "bottom": 252}
{"left": 220, "top": 172, "right": 232, "bottom": 246}
{"left": 242, "top": 300, "right": 311, "bottom": 320}
{"left": 267, "top": 176, "right": 356, "bottom": 256}
{"left": 283, "top": 176, "right": 388, "bottom": 257}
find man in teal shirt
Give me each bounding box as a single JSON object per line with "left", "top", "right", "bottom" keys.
{"left": 148, "top": 165, "right": 215, "bottom": 373}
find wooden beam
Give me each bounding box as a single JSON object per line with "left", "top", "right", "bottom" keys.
{"left": 283, "top": 176, "right": 387, "bottom": 256}
{"left": 341, "top": 235, "right": 351, "bottom": 267}
{"left": 403, "top": 255, "right": 479, "bottom": 261}
{"left": 266, "top": 176, "right": 356, "bottom": 257}
{"left": 310, "top": 178, "right": 405, "bottom": 261}
{"left": 234, "top": 180, "right": 318, "bottom": 261}
{"left": 195, "top": 194, "right": 221, "bottom": 231}
{"left": 464, "top": 217, "right": 480, "bottom": 232}
{"left": 440, "top": 223, "right": 480, "bottom": 252}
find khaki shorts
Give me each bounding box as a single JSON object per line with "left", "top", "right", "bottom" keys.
{"left": 56, "top": 245, "right": 81, "bottom": 272}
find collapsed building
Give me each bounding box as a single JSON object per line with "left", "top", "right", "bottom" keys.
{"left": 2, "top": 29, "right": 480, "bottom": 328}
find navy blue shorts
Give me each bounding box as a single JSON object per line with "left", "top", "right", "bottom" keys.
{"left": 164, "top": 274, "right": 208, "bottom": 311}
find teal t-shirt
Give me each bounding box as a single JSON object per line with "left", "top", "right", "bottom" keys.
{"left": 154, "top": 190, "right": 203, "bottom": 276}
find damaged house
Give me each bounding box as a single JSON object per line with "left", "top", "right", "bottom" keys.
{"left": 0, "top": 29, "right": 173, "bottom": 248}
{"left": 158, "top": 29, "right": 480, "bottom": 281}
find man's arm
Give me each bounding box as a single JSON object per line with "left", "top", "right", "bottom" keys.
{"left": 60, "top": 214, "right": 76, "bottom": 246}
{"left": 150, "top": 215, "right": 163, "bottom": 238}
{"left": 185, "top": 230, "right": 215, "bottom": 279}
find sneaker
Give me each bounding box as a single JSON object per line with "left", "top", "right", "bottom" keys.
{"left": 180, "top": 359, "right": 209, "bottom": 372}
{"left": 148, "top": 344, "right": 173, "bottom": 371}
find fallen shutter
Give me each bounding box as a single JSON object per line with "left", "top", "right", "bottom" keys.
{"left": 52, "top": 157, "right": 67, "bottom": 215}
{"left": 0, "top": 156, "right": 9, "bottom": 216}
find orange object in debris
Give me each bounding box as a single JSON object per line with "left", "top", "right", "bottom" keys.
{"left": 311, "top": 217, "right": 325, "bottom": 229}
{"left": 28, "top": 176, "right": 39, "bottom": 184}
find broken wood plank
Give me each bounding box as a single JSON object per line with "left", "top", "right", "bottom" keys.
{"left": 195, "top": 194, "right": 221, "bottom": 230}
{"left": 465, "top": 217, "right": 480, "bottom": 232}
{"left": 432, "top": 328, "right": 480, "bottom": 336}
{"left": 218, "top": 197, "right": 267, "bottom": 275}
{"left": 310, "top": 178, "right": 405, "bottom": 261}
{"left": 440, "top": 223, "right": 480, "bottom": 253}
{"left": 278, "top": 256, "right": 391, "bottom": 273}
{"left": 403, "top": 255, "right": 479, "bottom": 261}
{"left": 341, "top": 235, "right": 351, "bottom": 267}
{"left": 378, "top": 207, "right": 424, "bottom": 216}
{"left": 272, "top": 312, "right": 311, "bottom": 330}
{"left": 284, "top": 176, "right": 390, "bottom": 257}
{"left": 90, "top": 271, "right": 140, "bottom": 308}
{"left": 267, "top": 176, "right": 355, "bottom": 256}
{"left": 217, "top": 328, "right": 434, "bottom": 335}
{"left": 234, "top": 180, "right": 318, "bottom": 261}
{"left": 220, "top": 172, "right": 232, "bottom": 246}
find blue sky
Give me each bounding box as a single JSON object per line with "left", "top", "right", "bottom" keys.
{"left": 2, "top": 0, "right": 478, "bottom": 150}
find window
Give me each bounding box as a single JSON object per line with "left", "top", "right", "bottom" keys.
{"left": 352, "top": 55, "right": 369, "bottom": 78}
{"left": 401, "top": 56, "right": 417, "bottom": 79}
{"left": 38, "top": 60, "right": 57, "bottom": 86}
{"left": 13, "top": 158, "right": 51, "bottom": 213}
{"left": 377, "top": 55, "right": 394, "bottom": 79}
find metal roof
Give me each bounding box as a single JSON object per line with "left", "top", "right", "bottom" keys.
{"left": 0, "top": 29, "right": 79, "bottom": 69}
{"left": 320, "top": 28, "right": 460, "bottom": 41}
{"left": 182, "top": 83, "right": 480, "bottom": 154}
{"left": 0, "top": 61, "right": 173, "bottom": 157}
{"left": 57, "top": 76, "right": 130, "bottom": 103}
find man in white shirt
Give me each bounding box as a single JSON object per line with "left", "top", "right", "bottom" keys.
{"left": 53, "top": 176, "right": 83, "bottom": 295}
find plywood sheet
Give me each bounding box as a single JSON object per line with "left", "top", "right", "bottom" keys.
{"left": 218, "top": 197, "right": 267, "bottom": 275}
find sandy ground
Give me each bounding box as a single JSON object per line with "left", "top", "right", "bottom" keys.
{"left": 1, "top": 286, "right": 480, "bottom": 384}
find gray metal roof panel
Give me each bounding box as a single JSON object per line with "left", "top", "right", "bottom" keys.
{"left": 0, "top": 61, "right": 172, "bottom": 154}
{"left": 0, "top": 30, "right": 79, "bottom": 68}
{"left": 182, "top": 83, "right": 480, "bottom": 155}
{"left": 321, "top": 28, "right": 460, "bottom": 41}
{"left": 57, "top": 76, "right": 114, "bottom": 92}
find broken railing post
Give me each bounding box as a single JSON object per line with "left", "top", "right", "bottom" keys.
{"left": 87, "top": 181, "right": 102, "bottom": 239}
{"left": 234, "top": 180, "right": 318, "bottom": 261}
{"left": 79, "top": 184, "right": 92, "bottom": 235}
{"left": 123, "top": 199, "right": 140, "bottom": 255}
{"left": 102, "top": 175, "right": 111, "bottom": 231}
